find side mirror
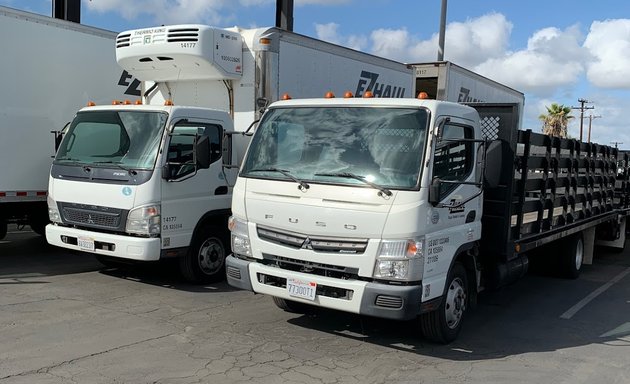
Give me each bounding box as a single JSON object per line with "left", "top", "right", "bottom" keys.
{"left": 195, "top": 135, "right": 211, "bottom": 169}
{"left": 429, "top": 178, "right": 442, "bottom": 206}
{"left": 222, "top": 134, "right": 233, "bottom": 167}
{"left": 484, "top": 140, "right": 504, "bottom": 188}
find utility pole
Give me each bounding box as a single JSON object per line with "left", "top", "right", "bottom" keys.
{"left": 587, "top": 114, "right": 601, "bottom": 143}
{"left": 611, "top": 141, "right": 623, "bottom": 149}
{"left": 437, "top": 0, "right": 447, "bottom": 61}
{"left": 571, "top": 98, "right": 594, "bottom": 142}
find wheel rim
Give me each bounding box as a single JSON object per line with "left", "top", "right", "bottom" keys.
{"left": 575, "top": 238, "right": 584, "bottom": 270}
{"left": 197, "top": 238, "right": 225, "bottom": 276}
{"left": 445, "top": 277, "right": 466, "bottom": 330}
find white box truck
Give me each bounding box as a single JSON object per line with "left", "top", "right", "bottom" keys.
{"left": 226, "top": 95, "right": 629, "bottom": 343}
{"left": 412, "top": 61, "right": 524, "bottom": 122}
{"left": 0, "top": 6, "right": 138, "bottom": 239}
{"left": 45, "top": 24, "right": 413, "bottom": 282}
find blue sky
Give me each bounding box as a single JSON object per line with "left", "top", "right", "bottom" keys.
{"left": 3, "top": 0, "right": 630, "bottom": 147}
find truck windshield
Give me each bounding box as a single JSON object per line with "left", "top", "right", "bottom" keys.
{"left": 242, "top": 107, "right": 428, "bottom": 189}
{"left": 54, "top": 111, "right": 167, "bottom": 170}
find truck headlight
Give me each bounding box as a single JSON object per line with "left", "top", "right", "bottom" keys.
{"left": 228, "top": 216, "right": 251, "bottom": 257}
{"left": 126, "top": 204, "right": 161, "bottom": 236}
{"left": 47, "top": 195, "right": 61, "bottom": 224}
{"left": 373, "top": 238, "right": 424, "bottom": 281}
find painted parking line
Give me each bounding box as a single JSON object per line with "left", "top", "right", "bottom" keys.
{"left": 560, "top": 267, "right": 630, "bottom": 320}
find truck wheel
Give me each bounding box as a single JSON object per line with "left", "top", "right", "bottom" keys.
{"left": 30, "top": 221, "right": 47, "bottom": 236}
{"left": 561, "top": 233, "right": 584, "bottom": 279}
{"left": 419, "top": 262, "right": 468, "bottom": 344}
{"left": 272, "top": 297, "right": 311, "bottom": 314}
{"left": 0, "top": 220, "right": 7, "bottom": 240}
{"left": 180, "top": 225, "right": 227, "bottom": 284}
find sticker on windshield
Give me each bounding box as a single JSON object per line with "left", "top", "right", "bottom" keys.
{"left": 122, "top": 186, "right": 133, "bottom": 196}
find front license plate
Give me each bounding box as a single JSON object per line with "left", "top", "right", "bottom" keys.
{"left": 286, "top": 278, "right": 317, "bottom": 301}
{"left": 77, "top": 237, "right": 95, "bottom": 252}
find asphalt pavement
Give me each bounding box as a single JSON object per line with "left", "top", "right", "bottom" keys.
{"left": 1, "top": 226, "right": 629, "bottom": 383}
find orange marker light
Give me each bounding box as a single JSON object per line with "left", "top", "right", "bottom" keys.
{"left": 112, "top": 100, "right": 121, "bottom": 105}
{"left": 417, "top": 91, "right": 429, "bottom": 99}
{"left": 344, "top": 91, "right": 354, "bottom": 98}
{"left": 324, "top": 91, "right": 335, "bottom": 98}
{"left": 259, "top": 37, "right": 272, "bottom": 45}
{"left": 363, "top": 91, "right": 374, "bottom": 98}
{"left": 87, "top": 101, "right": 96, "bottom": 107}
{"left": 164, "top": 99, "right": 174, "bottom": 106}
{"left": 281, "top": 93, "right": 292, "bottom": 100}
{"left": 135, "top": 99, "right": 143, "bottom": 105}
{"left": 123, "top": 99, "right": 132, "bottom": 105}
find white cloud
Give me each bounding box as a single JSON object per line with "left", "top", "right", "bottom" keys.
{"left": 315, "top": 22, "right": 367, "bottom": 51}
{"left": 584, "top": 19, "right": 630, "bottom": 88}
{"left": 85, "top": 0, "right": 229, "bottom": 25}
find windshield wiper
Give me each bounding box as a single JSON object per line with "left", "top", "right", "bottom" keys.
{"left": 248, "top": 168, "right": 310, "bottom": 191}
{"left": 315, "top": 172, "right": 392, "bottom": 197}
{"left": 92, "top": 161, "right": 138, "bottom": 176}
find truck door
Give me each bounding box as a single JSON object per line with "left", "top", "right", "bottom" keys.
{"left": 160, "top": 119, "right": 229, "bottom": 250}
{"left": 423, "top": 118, "right": 481, "bottom": 299}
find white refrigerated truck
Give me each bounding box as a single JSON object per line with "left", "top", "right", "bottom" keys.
{"left": 0, "top": 6, "right": 136, "bottom": 240}
{"left": 45, "top": 23, "right": 412, "bottom": 282}
{"left": 226, "top": 95, "right": 629, "bottom": 343}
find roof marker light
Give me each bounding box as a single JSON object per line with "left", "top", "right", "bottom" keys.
{"left": 135, "top": 100, "right": 143, "bottom": 105}
{"left": 164, "top": 99, "right": 174, "bottom": 106}
{"left": 123, "top": 99, "right": 132, "bottom": 105}
{"left": 325, "top": 91, "right": 335, "bottom": 98}
{"left": 112, "top": 100, "right": 120, "bottom": 105}
{"left": 344, "top": 91, "right": 354, "bottom": 98}
{"left": 417, "top": 91, "right": 430, "bottom": 99}
{"left": 281, "top": 93, "right": 292, "bottom": 100}
{"left": 87, "top": 101, "right": 96, "bottom": 107}
{"left": 363, "top": 91, "right": 374, "bottom": 98}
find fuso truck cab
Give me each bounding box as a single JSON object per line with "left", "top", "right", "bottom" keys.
{"left": 226, "top": 95, "right": 628, "bottom": 343}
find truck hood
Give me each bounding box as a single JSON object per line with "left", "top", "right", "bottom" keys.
{"left": 49, "top": 177, "right": 152, "bottom": 210}
{"left": 243, "top": 178, "right": 396, "bottom": 238}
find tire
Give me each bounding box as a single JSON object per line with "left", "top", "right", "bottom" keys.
{"left": 0, "top": 220, "right": 7, "bottom": 240}
{"left": 272, "top": 297, "right": 311, "bottom": 314}
{"left": 419, "top": 262, "right": 468, "bottom": 344}
{"left": 30, "top": 221, "right": 47, "bottom": 236}
{"left": 561, "top": 233, "right": 584, "bottom": 279}
{"left": 179, "top": 225, "right": 228, "bottom": 284}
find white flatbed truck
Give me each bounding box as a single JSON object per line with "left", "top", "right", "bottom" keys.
{"left": 226, "top": 95, "right": 629, "bottom": 342}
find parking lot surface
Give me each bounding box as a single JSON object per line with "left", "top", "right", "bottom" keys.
{"left": 1, "top": 226, "right": 629, "bottom": 383}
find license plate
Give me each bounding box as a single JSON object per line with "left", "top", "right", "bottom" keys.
{"left": 286, "top": 278, "right": 317, "bottom": 301}
{"left": 77, "top": 237, "right": 95, "bottom": 251}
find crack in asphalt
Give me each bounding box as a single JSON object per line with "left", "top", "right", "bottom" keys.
{"left": 0, "top": 333, "right": 175, "bottom": 382}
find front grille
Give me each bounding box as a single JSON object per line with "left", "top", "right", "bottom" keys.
{"left": 257, "top": 226, "right": 368, "bottom": 254}
{"left": 59, "top": 203, "right": 124, "bottom": 230}
{"left": 262, "top": 254, "right": 358, "bottom": 279}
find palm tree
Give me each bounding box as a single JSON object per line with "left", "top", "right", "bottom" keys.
{"left": 539, "top": 103, "right": 574, "bottom": 138}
